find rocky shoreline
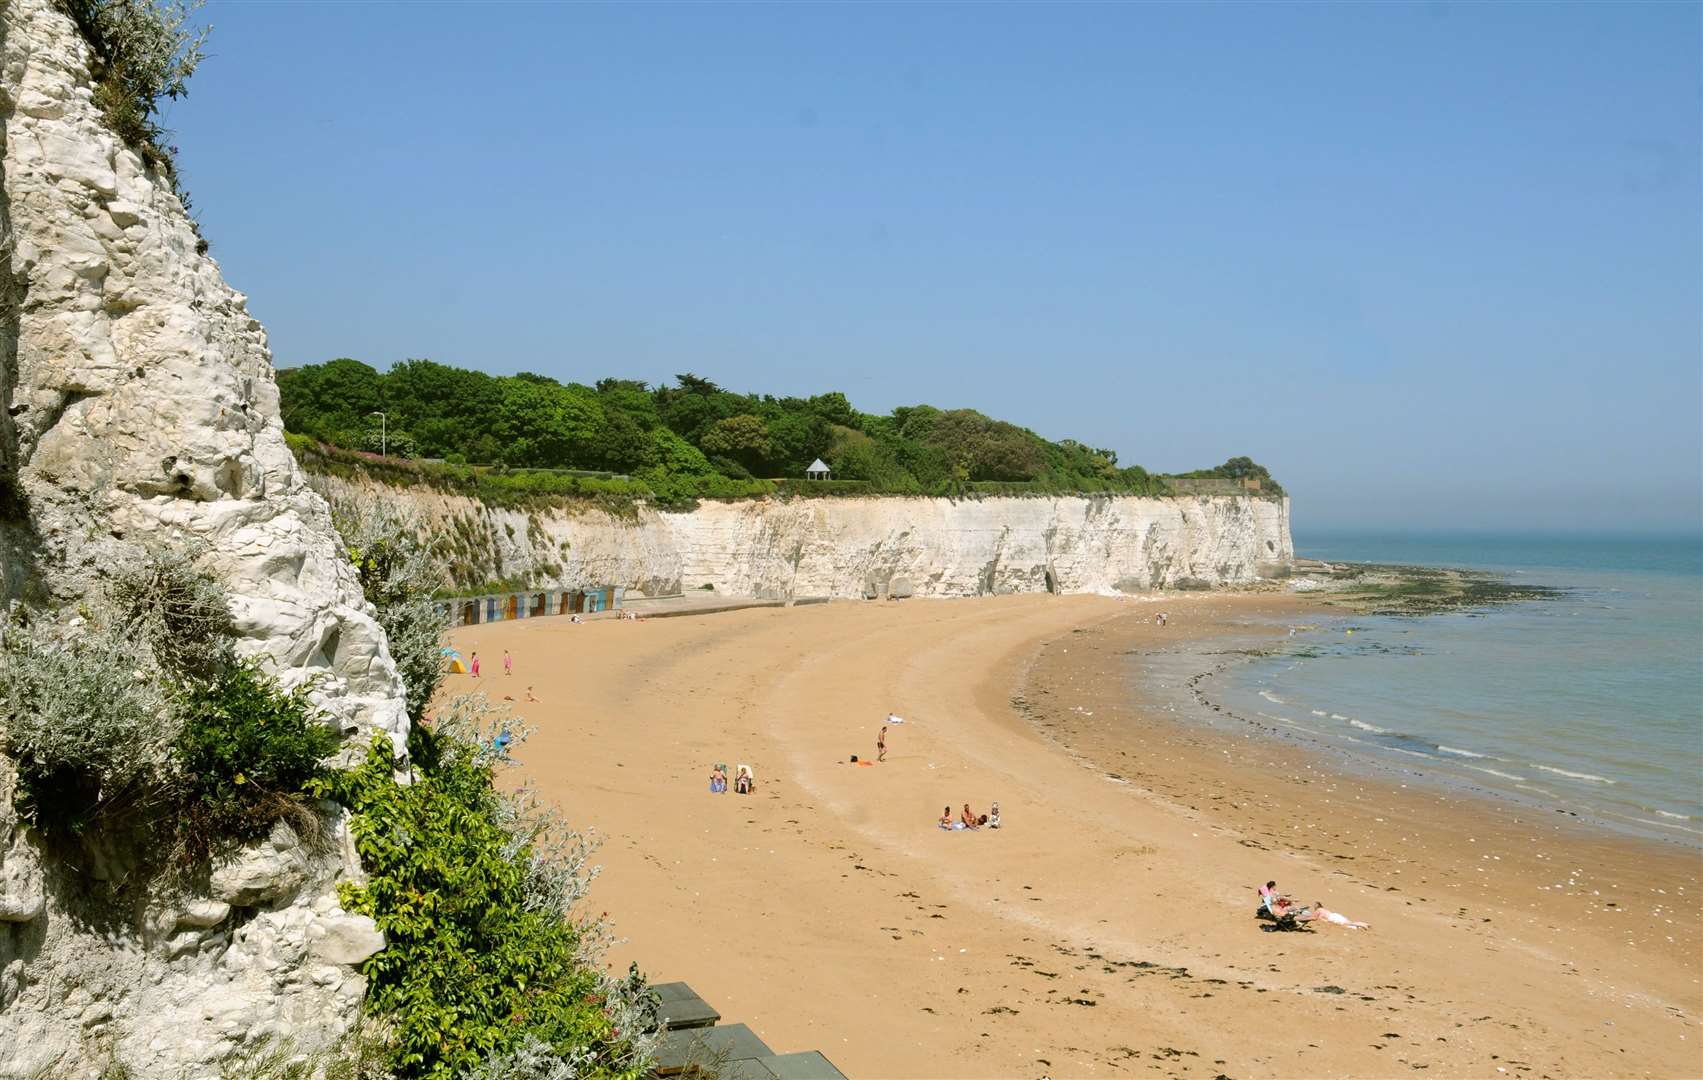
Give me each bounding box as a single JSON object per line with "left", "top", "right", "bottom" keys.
{"left": 1285, "top": 558, "right": 1563, "bottom": 615}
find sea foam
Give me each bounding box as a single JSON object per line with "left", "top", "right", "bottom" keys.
{"left": 1530, "top": 764, "right": 1616, "bottom": 785}
{"left": 1464, "top": 765, "right": 1527, "bottom": 782}
{"left": 1436, "top": 745, "right": 1487, "bottom": 759}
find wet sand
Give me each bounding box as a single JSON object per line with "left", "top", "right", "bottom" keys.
{"left": 447, "top": 594, "right": 1701, "bottom": 1078}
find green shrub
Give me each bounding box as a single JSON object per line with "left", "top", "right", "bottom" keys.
{"left": 319, "top": 726, "right": 655, "bottom": 1080}
{"left": 0, "top": 548, "right": 337, "bottom": 865}
{"left": 59, "top": 0, "right": 210, "bottom": 188}
{"left": 0, "top": 615, "right": 174, "bottom": 837}
{"left": 173, "top": 659, "right": 338, "bottom": 859}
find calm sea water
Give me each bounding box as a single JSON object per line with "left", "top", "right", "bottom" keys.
{"left": 1215, "top": 532, "right": 1703, "bottom": 843}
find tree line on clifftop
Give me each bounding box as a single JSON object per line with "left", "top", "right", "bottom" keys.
{"left": 278, "top": 359, "right": 1280, "bottom": 505}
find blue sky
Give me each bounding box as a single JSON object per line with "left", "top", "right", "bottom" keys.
{"left": 168, "top": 2, "right": 1700, "bottom": 533}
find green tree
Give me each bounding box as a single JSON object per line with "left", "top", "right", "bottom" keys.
{"left": 493, "top": 380, "right": 606, "bottom": 468}
{"left": 698, "top": 414, "right": 771, "bottom": 474}
{"left": 807, "top": 391, "right": 857, "bottom": 428}
{"left": 762, "top": 410, "right": 830, "bottom": 476}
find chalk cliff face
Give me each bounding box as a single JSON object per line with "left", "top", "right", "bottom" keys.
{"left": 0, "top": 0, "right": 408, "bottom": 1074}
{"left": 312, "top": 473, "right": 1293, "bottom": 599}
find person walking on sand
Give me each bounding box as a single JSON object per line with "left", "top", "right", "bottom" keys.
{"left": 470, "top": 652, "right": 481, "bottom": 678}
{"left": 877, "top": 725, "right": 888, "bottom": 762}
{"left": 503, "top": 650, "right": 512, "bottom": 676}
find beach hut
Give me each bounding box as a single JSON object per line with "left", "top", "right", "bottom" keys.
{"left": 563, "top": 585, "right": 622, "bottom": 614}
{"left": 805, "top": 458, "right": 831, "bottom": 480}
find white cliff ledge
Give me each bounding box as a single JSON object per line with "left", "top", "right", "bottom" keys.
{"left": 312, "top": 474, "right": 1294, "bottom": 599}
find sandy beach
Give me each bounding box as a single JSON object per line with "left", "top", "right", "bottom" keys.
{"left": 446, "top": 595, "right": 1702, "bottom": 1078}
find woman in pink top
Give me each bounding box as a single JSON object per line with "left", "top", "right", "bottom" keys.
{"left": 1310, "top": 902, "right": 1369, "bottom": 929}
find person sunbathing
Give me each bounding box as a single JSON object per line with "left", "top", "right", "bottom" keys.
{"left": 988, "top": 802, "right": 1001, "bottom": 829}
{"left": 734, "top": 764, "right": 755, "bottom": 794}
{"left": 1309, "top": 901, "right": 1369, "bottom": 929}
{"left": 960, "top": 803, "right": 980, "bottom": 829}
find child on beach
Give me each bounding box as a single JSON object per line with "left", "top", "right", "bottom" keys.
{"left": 960, "top": 803, "right": 980, "bottom": 830}
{"left": 470, "top": 652, "right": 481, "bottom": 678}
{"left": 877, "top": 725, "right": 887, "bottom": 762}
{"left": 503, "top": 650, "right": 512, "bottom": 676}
{"left": 988, "top": 802, "right": 1001, "bottom": 829}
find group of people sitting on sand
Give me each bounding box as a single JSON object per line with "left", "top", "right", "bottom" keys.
{"left": 708, "top": 762, "right": 755, "bottom": 795}
{"left": 1257, "top": 880, "right": 1369, "bottom": 930}
{"left": 938, "top": 802, "right": 1000, "bottom": 831}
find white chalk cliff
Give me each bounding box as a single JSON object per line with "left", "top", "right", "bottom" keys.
{"left": 0, "top": 0, "right": 407, "bottom": 1074}
{"left": 313, "top": 473, "right": 1294, "bottom": 599}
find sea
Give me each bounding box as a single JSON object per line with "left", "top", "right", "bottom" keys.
{"left": 1209, "top": 532, "right": 1703, "bottom": 845}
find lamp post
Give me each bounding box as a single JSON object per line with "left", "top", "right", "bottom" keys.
{"left": 369, "top": 411, "right": 387, "bottom": 458}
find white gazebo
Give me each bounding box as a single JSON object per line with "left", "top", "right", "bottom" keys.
{"left": 805, "top": 458, "right": 831, "bottom": 481}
